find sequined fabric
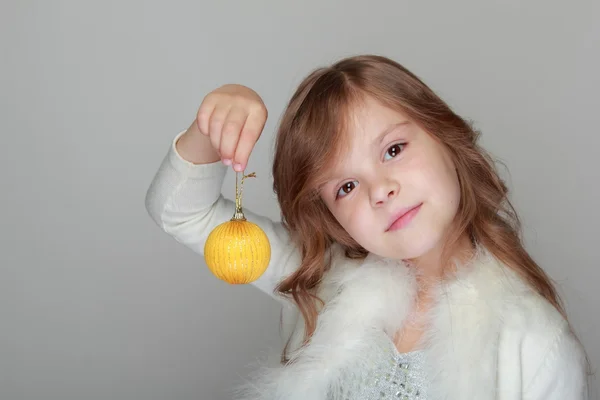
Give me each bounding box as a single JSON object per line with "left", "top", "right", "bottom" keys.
{"left": 332, "top": 339, "right": 428, "bottom": 400}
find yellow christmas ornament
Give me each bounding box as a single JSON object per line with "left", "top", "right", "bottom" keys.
{"left": 204, "top": 171, "right": 271, "bottom": 284}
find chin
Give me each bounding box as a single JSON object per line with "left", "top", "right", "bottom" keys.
{"left": 384, "top": 229, "right": 444, "bottom": 261}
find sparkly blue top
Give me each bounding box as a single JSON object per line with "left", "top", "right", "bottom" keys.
{"left": 332, "top": 338, "right": 429, "bottom": 400}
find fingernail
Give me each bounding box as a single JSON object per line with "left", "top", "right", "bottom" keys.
{"left": 222, "top": 159, "right": 232, "bottom": 166}
{"left": 233, "top": 163, "right": 243, "bottom": 172}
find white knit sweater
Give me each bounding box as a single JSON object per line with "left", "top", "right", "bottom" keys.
{"left": 145, "top": 130, "right": 590, "bottom": 399}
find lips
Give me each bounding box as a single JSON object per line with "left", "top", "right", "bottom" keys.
{"left": 386, "top": 203, "right": 423, "bottom": 232}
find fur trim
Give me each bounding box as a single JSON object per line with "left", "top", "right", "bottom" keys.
{"left": 233, "top": 247, "right": 545, "bottom": 400}
{"left": 421, "top": 246, "right": 511, "bottom": 399}
{"left": 235, "top": 253, "right": 417, "bottom": 400}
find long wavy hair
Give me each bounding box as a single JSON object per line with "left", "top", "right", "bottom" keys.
{"left": 271, "top": 55, "right": 566, "bottom": 362}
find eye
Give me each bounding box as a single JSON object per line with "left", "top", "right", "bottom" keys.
{"left": 384, "top": 143, "right": 406, "bottom": 161}
{"left": 336, "top": 180, "right": 358, "bottom": 199}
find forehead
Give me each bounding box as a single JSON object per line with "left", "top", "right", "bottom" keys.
{"left": 351, "top": 96, "right": 408, "bottom": 130}
{"left": 340, "top": 98, "right": 412, "bottom": 153}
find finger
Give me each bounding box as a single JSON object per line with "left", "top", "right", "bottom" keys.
{"left": 196, "top": 96, "right": 217, "bottom": 135}
{"left": 208, "top": 104, "right": 231, "bottom": 157}
{"left": 219, "top": 106, "right": 249, "bottom": 162}
{"left": 233, "top": 110, "right": 266, "bottom": 171}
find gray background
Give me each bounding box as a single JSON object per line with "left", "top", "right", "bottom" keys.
{"left": 2, "top": 1, "right": 598, "bottom": 399}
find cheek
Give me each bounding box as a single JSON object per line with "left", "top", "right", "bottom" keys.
{"left": 447, "top": 176, "right": 461, "bottom": 212}
{"left": 336, "top": 207, "right": 359, "bottom": 231}
{"left": 324, "top": 200, "right": 350, "bottom": 229}
{"left": 416, "top": 152, "right": 460, "bottom": 209}
{"left": 330, "top": 202, "right": 367, "bottom": 237}
{"left": 439, "top": 162, "right": 461, "bottom": 212}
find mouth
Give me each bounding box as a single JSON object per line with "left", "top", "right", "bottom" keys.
{"left": 386, "top": 203, "right": 423, "bottom": 232}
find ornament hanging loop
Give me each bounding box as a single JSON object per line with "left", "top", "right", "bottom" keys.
{"left": 233, "top": 171, "right": 256, "bottom": 221}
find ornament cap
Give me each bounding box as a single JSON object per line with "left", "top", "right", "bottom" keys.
{"left": 231, "top": 210, "right": 247, "bottom": 221}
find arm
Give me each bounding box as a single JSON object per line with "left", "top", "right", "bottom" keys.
{"left": 145, "top": 126, "right": 300, "bottom": 302}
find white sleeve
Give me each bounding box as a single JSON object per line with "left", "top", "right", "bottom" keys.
{"left": 144, "top": 130, "right": 301, "bottom": 302}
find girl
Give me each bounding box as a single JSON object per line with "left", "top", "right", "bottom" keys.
{"left": 145, "top": 55, "right": 589, "bottom": 399}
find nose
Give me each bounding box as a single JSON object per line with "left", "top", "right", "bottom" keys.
{"left": 370, "top": 179, "right": 399, "bottom": 207}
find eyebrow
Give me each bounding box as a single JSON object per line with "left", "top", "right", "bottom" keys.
{"left": 375, "top": 121, "right": 410, "bottom": 146}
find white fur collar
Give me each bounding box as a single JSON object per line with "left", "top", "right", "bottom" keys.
{"left": 235, "top": 246, "right": 531, "bottom": 400}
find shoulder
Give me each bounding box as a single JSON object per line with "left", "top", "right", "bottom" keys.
{"left": 502, "top": 286, "right": 588, "bottom": 397}
{"left": 515, "top": 306, "right": 589, "bottom": 398}
{"left": 480, "top": 253, "right": 576, "bottom": 353}
{"left": 462, "top": 247, "right": 568, "bottom": 334}
{"left": 479, "top": 257, "right": 589, "bottom": 397}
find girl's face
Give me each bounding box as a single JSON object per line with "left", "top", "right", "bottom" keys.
{"left": 320, "top": 96, "right": 462, "bottom": 263}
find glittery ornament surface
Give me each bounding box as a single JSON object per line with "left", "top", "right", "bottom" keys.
{"left": 203, "top": 171, "right": 271, "bottom": 284}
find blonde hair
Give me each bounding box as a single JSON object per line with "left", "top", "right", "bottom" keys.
{"left": 271, "top": 54, "right": 565, "bottom": 361}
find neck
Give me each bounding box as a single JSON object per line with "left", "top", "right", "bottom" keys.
{"left": 404, "top": 234, "right": 475, "bottom": 282}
